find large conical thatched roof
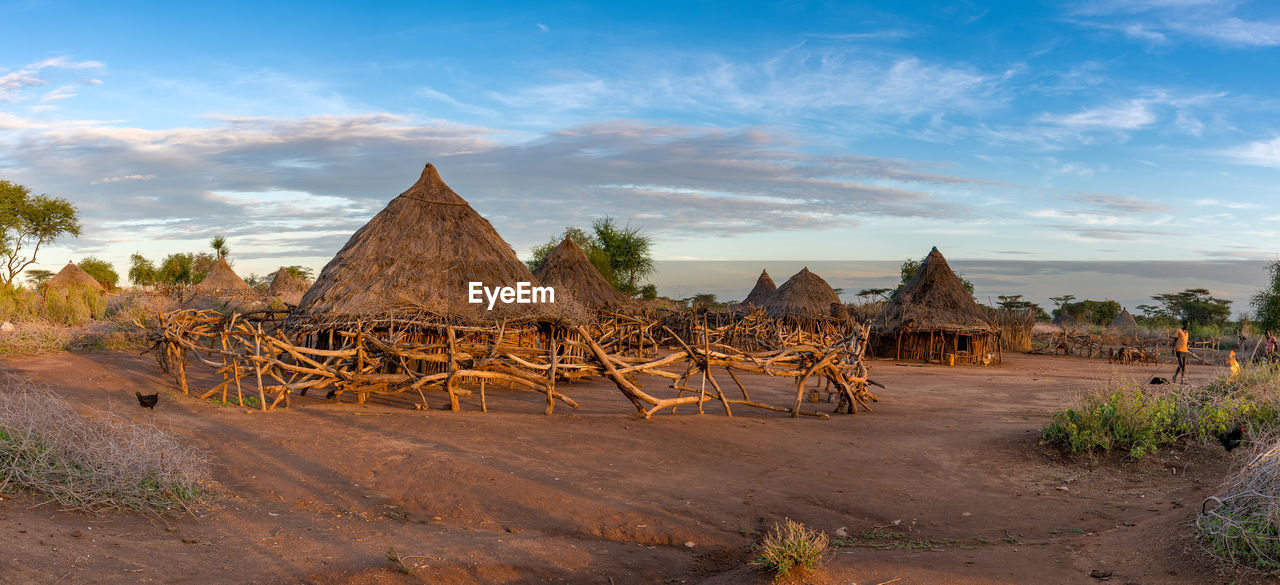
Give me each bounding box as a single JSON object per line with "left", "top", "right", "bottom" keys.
{"left": 194, "top": 257, "right": 256, "bottom": 298}
{"left": 1111, "top": 308, "right": 1139, "bottom": 331}
{"left": 878, "top": 248, "right": 995, "bottom": 333}
{"left": 266, "top": 267, "right": 310, "bottom": 305}
{"left": 763, "top": 267, "right": 840, "bottom": 317}
{"left": 296, "top": 163, "right": 562, "bottom": 321}
{"left": 533, "top": 237, "right": 630, "bottom": 311}
{"left": 46, "top": 262, "right": 105, "bottom": 292}
{"left": 742, "top": 269, "right": 776, "bottom": 307}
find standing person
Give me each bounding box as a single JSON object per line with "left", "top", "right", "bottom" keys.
{"left": 1173, "top": 321, "right": 1190, "bottom": 382}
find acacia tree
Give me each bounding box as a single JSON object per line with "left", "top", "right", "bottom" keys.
{"left": 0, "top": 180, "right": 81, "bottom": 288}
{"left": 593, "top": 217, "right": 654, "bottom": 296}
{"left": 129, "top": 253, "right": 157, "bottom": 286}
{"left": 24, "top": 269, "right": 54, "bottom": 287}
{"left": 1253, "top": 259, "right": 1280, "bottom": 333}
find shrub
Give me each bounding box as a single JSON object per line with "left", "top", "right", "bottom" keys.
{"left": 0, "top": 374, "right": 214, "bottom": 514}
{"left": 750, "top": 519, "right": 829, "bottom": 579}
{"left": 1197, "top": 434, "right": 1280, "bottom": 571}
{"left": 1042, "top": 362, "right": 1280, "bottom": 458}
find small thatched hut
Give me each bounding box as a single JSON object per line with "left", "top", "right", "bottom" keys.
{"left": 763, "top": 267, "right": 840, "bottom": 318}
{"left": 741, "top": 269, "right": 776, "bottom": 307}
{"left": 295, "top": 163, "right": 575, "bottom": 323}
{"left": 871, "top": 247, "right": 999, "bottom": 364}
{"left": 1053, "top": 312, "right": 1081, "bottom": 330}
{"left": 1110, "top": 308, "right": 1140, "bottom": 332}
{"left": 194, "top": 257, "right": 256, "bottom": 298}
{"left": 266, "top": 267, "right": 310, "bottom": 306}
{"left": 46, "top": 262, "right": 105, "bottom": 293}
{"left": 533, "top": 237, "right": 631, "bottom": 312}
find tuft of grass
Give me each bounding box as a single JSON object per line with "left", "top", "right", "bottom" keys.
{"left": 1042, "top": 362, "right": 1280, "bottom": 459}
{"left": 0, "top": 374, "right": 214, "bottom": 514}
{"left": 750, "top": 519, "right": 829, "bottom": 580}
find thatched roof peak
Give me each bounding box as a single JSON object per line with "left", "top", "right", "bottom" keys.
{"left": 763, "top": 267, "right": 840, "bottom": 317}
{"left": 47, "top": 261, "right": 105, "bottom": 292}
{"left": 742, "top": 269, "right": 777, "bottom": 307}
{"left": 878, "top": 248, "right": 994, "bottom": 333}
{"left": 1111, "top": 307, "right": 1139, "bottom": 331}
{"left": 533, "top": 237, "right": 631, "bottom": 311}
{"left": 267, "top": 267, "right": 309, "bottom": 305}
{"left": 295, "top": 163, "right": 582, "bottom": 323}
{"left": 195, "top": 257, "right": 255, "bottom": 296}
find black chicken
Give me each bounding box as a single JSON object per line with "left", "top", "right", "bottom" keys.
{"left": 135, "top": 391, "right": 159, "bottom": 409}
{"left": 1219, "top": 424, "right": 1245, "bottom": 452}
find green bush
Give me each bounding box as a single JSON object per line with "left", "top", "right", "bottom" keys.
{"left": 751, "top": 519, "right": 829, "bottom": 579}
{"left": 1043, "top": 362, "right": 1280, "bottom": 458}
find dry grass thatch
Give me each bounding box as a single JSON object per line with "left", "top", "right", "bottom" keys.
{"left": 878, "top": 247, "right": 995, "bottom": 334}
{"left": 742, "top": 269, "right": 776, "bottom": 307}
{"left": 1111, "top": 308, "right": 1140, "bottom": 331}
{"left": 266, "top": 267, "right": 309, "bottom": 305}
{"left": 194, "top": 257, "right": 255, "bottom": 297}
{"left": 295, "top": 163, "right": 581, "bottom": 323}
{"left": 763, "top": 267, "right": 841, "bottom": 317}
{"left": 46, "top": 262, "right": 104, "bottom": 293}
{"left": 533, "top": 237, "right": 631, "bottom": 312}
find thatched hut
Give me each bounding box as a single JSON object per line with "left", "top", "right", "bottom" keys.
{"left": 533, "top": 237, "right": 631, "bottom": 312}
{"left": 1053, "top": 311, "right": 1081, "bottom": 330}
{"left": 294, "top": 163, "right": 571, "bottom": 322}
{"left": 194, "top": 257, "right": 256, "bottom": 298}
{"left": 763, "top": 267, "right": 840, "bottom": 318}
{"left": 870, "top": 247, "right": 999, "bottom": 364}
{"left": 45, "top": 262, "right": 105, "bottom": 293}
{"left": 266, "top": 267, "right": 310, "bottom": 306}
{"left": 1111, "top": 308, "right": 1140, "bottom": 332}
{"left": 741, "top": 269, "right": 776, "bottom": 307}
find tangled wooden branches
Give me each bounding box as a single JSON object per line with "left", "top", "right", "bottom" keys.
{"left": 141, "top": 309, "right": 877, "bottom": 420}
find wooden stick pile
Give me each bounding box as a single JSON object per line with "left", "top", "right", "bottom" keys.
{"left": 142, "top": 308, "right": 877, "bottom": 419}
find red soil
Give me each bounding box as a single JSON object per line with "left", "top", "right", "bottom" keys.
{"left": 0, "top": 351, "right": 1249, "bottom": 584}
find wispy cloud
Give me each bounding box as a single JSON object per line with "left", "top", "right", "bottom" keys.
{"left": 0, "top": 56, "right": 103, "bottom": 102}
{"left": 1223, "top": 135, "right": 1280, "bottom": 168}
{"left": 1069, "top": 0, "right": 1280, "bottom": 47}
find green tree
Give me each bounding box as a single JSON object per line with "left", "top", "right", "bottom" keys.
{"left": 129, "top": 253, "right": 158, "bottom": 286}
{"left": 209, "top": 235, "right": 229, "bottom": 260}
{"left": 638, "top": 283, "right": 658, "bottom": 300}
{"left": 156, "top": 252, "right": 216, "bottom": 285}
{"left": 77, "top": 256, "right": 119, "bottom": 289}
{"left": 1058, "top": 299, "right": 1121, "bottom": 326}
{"left": 593, "top": 217, "right": 655, "bottom": 296}
{"left": 24, "top": 269, "right": 54, "bottom": 287}
{"left": 1153, "top": 288, "right": 1232, "bottom": 328}
{"left": 856, "top": 288, "right": 892, "bottom": 301}
{"left": 1253, "top": 259, "right": 1280, "bottom": 333}
{"left": 0, "top": 180, "right": 81, "bottom": 288}
{"left": 282, "top": 265, "right": 313, "bottom": 281}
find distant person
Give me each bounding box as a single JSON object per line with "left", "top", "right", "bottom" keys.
{"left": 1173, "top": 321, "right": 1190, "bottom": 383}
{"left": 1267, "top": 332, "right": 1278, "bottom": 362}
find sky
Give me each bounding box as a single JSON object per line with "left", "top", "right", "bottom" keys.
{"left": 2, "top": 0, "right": 1280, "bottom": 311}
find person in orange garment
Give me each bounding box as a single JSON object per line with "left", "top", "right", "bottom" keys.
{"left": 1173, "top": 321, "right": 1190, "bottom": 383}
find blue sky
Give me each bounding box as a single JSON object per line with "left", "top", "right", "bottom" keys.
{"left": 2, "top": 1, "right": 1280, "bottom": 308}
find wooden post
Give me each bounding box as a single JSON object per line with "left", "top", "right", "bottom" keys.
{"left": 546, "top": 336, "right": 558, "bottom": 415}
{"left": 446, "top": 325, "right": 460, "bottom": 412}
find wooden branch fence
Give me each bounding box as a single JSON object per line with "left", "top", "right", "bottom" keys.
{"left": 142, "top": 309, "right": 877, "bottom": 420}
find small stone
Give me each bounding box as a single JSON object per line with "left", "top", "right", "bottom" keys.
{"left": 1090, "top": 568, "right": 1113, "bottom": 580}
{"left": 1056, "top": 486, "right": 1070, "bottom": 491}
{"left": 182, "top": 538, "right": 200, "bottom": 544}
{"left": 432, "top": 516, "right": 443, "bottom": 521}
{"left": 683, "top": 541, "right": 696, "bottom": 548}
{"left": 70, "top": 530, "right": 82, "bottom": 538}
{"left": 0, "top": 321, "right": 13, "bottom": 333}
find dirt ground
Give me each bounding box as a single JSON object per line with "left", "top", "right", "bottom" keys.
{"left": 0, "top": 350, "right": 1253, "bottom": 585}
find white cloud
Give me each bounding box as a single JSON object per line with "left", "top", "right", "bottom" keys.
{"left": 92, "top": 174, "right": 157, "bottom": 184}
{"left": 1041, "top": 98, "right": 1157, "bottom": 130}
{"left": 1223, "top": 136, "right": 1280, "bottom": 168}
{"left": 536, "top": 23, "right": 549, "bottom": 32}
{"left": 0, "top": 56, "right": 104, "bottom": 102}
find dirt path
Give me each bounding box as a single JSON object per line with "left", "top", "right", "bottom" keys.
{"left": 0, "top": 351, "right": 1246, "bottom": 584}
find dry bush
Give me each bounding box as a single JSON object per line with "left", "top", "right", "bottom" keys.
{"left": 751, "top": 518, "right": 830, "bottom": 579}
{"left": 0, "top": 289, "right": 176, "bottom": 355}
{"left": 0, "top": 374, "right": 214, "bottom": 514}
{"left": 1197, "top": 430, "right": 1280, "bottom": 572}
